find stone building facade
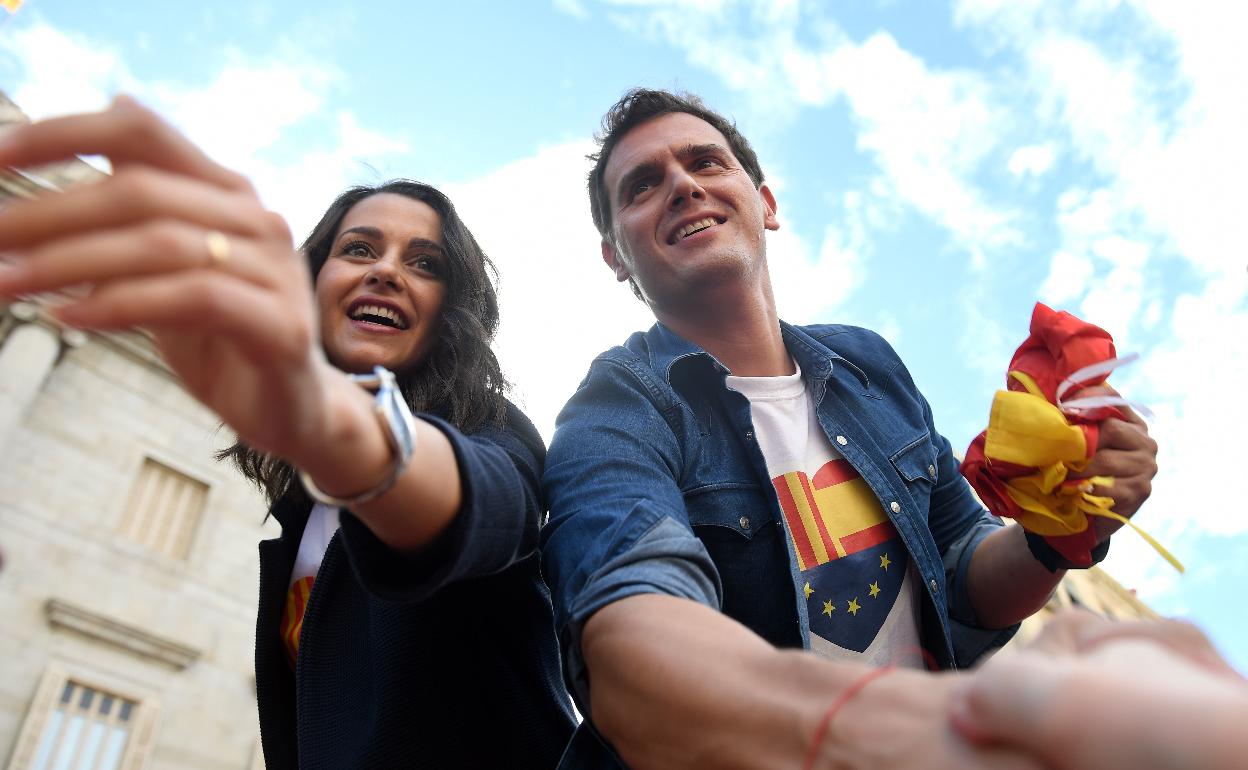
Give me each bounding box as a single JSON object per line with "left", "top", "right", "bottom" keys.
{"left": 0, "top": 95, "right": 273, "bottom": 770}
{"left": 0, "top": 91, "right": 1155, "bottom": 769}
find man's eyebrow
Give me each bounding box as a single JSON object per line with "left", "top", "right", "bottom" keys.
{"left": 613, "top": 143, "right": 733, "bottom": 205}
{"left": 674, "top": 142, "right": 729, "bottom": 161}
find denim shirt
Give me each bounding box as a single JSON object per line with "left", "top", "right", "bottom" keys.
{"left": 542, "top": 321, "right": 1017, "bottom": 765}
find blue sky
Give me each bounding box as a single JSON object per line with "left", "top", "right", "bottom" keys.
{"left": 3, "top": 0, "right": 1245, "bottom": 672}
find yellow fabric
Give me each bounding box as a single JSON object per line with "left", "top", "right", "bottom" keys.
{"left": 0, "top": 0, "right": 23, "bottom": 13}
{"left": 984, "top": 370, "right": 1184, "bottom": 572}
{"left": 986, "top": 390, "right": 1088, "bottom": 468}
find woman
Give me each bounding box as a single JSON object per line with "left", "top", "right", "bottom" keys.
{"left": 0, "top": 98, "right": 575, "bottom": 767}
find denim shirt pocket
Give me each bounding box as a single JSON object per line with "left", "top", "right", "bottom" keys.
{"left": 684, "top": 483, "right": 767, "bottom": 538}
{"left": 683, "top": 484, "right": 800, "bottom": 648}
{"left": 888, "top": 433, "right": 938, "bottom": 520}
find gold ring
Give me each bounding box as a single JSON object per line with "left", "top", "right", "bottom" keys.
{"left": 205, "top": 230, "right": 231, "bottom": 267}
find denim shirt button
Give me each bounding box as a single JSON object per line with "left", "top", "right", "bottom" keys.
{"left": 835, "top": 435, "right": 848, "bottom": 446}
{"left": 745, "top": 430, "right": 754, "bottom": 441}
{"left": 890, "top": 501, "right": 901, "bottom": 513}
{"left": 739, "top": 516, "right": 750, "bottom": 530}
{"left": 929, "top": 578, "right": 939, "bottom": 593}
{"left": 928, "top": 464, "right": 937, "bottom": 479}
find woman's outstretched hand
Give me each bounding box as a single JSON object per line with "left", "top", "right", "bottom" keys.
{"left": 0, "top": 96, "right": 336, "bottom": 460}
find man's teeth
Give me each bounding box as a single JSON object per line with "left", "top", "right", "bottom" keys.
{"left": 678, "top": 217, "right": 718, "bottom": 240}
{"left": 351, "top": 304, "right": 405, "bottom": 328}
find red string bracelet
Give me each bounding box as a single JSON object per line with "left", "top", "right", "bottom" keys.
{"left": 801, "top": 665, "right": 897, "bottom": 770}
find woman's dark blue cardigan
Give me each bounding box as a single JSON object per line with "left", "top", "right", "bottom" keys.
{"left": 254, "top": 402, "right": 576, "bottom": 768}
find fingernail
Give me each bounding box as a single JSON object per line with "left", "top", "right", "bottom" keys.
{"left": 948, "top": 682, "right": 983, "bottom": 741}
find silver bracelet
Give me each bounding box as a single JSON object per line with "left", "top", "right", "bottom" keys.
{"left": 298, "top": 366, "right": 418, "bottom": 508}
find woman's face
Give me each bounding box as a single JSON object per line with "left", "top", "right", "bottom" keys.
{"left": 315, "top": 193, "right": 449, "bottom": 375}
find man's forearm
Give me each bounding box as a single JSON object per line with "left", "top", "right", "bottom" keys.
{"left": 580, "top": 594, "right": 1038, "bottom": 770}
{"left": 581, "top": 594, "right": 862, "bottom": 769}
{"left": 966, "top": 524, "right": 1063, "bottom": 628}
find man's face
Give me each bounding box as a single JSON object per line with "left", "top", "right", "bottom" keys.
{"left": 600, "top": 112, "right": 779, "bottom": 310}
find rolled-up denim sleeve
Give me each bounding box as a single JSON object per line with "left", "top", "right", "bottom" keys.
{"left": 923, "top": 400, "right": 1019, "bottom": 665}
{"left": 541, "top": 359, "right": 721, "bottom": 710}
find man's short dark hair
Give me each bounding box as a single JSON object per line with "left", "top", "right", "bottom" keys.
{"left": 588, "top": 88, "right": 766, "bottom": 241}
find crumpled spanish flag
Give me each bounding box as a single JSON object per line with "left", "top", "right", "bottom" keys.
{"left": 960, "top": 303, "right": 1181, "bottom": 571}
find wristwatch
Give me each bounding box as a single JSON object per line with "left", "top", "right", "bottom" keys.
{"left": 299, "top": 365, "right": 418, "bottom": 508}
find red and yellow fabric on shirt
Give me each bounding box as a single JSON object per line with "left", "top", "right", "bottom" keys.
{"left": 281, "top": 576, "right": 316, "bottom": 667}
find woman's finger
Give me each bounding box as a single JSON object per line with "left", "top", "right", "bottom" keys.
{"left": 0, "top": 221, "right": 297, "bottom": 299}
{"left": 52, "top": 269, "right": 313, "bottom": 365}
{"left": 0, "top": 95, "right": 251, "bottom": 193}
{"left": 0, "top": 164, "right": 286, "bottom": 252}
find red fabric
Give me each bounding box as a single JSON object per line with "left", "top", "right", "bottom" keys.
{"left": 960, "top": 303, "right": 1123, "bottom": 566}
{"left": 1007, "top": 303, "right": 1116, "bottom": 401}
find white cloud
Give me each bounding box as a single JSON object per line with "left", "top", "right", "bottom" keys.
{"left": 552, "top": 0, "right": 590, "bottom": 19}
{"left": 445, "top": 142, "right": 656, "bottom": 439}
{"left": 1007, "top": 143, "right": 1055, "bottom": 178}
{"left": 4, "top": 21, "right": 410, "bottom": 248}
{"left": 592, "top": 2, "right": 1020, "bottom": 266}
{"left": 3, "top": 22, "right": 132, "bottom": 119}
{"left": 1038, "top": 250, "right": 1093, "bottom": 304}
{"left": 767, "top": 182, "right": 871, "bottom": 324}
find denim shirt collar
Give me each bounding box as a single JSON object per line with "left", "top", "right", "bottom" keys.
{"left": 634, "top": 320, "right": 871, "bottom": 391}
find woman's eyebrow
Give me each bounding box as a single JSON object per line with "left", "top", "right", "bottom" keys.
{"left": 407, "top": 237, "right": 446, "bottom": 256}
{"left": 337, "top": 225, "right": 382, "bottom": 240}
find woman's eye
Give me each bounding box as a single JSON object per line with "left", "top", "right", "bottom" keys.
{"left": 342, "top": 241, "right": 373, "bottom": 258}
{"left": 407, "top": 255, "right": 442, "bottom": 276}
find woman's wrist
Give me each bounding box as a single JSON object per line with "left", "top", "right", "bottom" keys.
{"left": 289, "top": 365, "right": 397, "bottom": 502}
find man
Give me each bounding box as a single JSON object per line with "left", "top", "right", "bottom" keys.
{"left": 541, "top": 89, "right": 1158, "bottom": 769}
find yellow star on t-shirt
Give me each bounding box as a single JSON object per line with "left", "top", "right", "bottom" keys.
{"left": 879, "top": 553, "right": 892, "bottom": 571}
{"left": 804, "top": 581, "right": 814, "bottom": 600}
{"left": 847, "top": 597, "right": 861, "bottom": 616}
{"left": 868, "top": 581, "right": 881, "bottom": 599}
{"left": 822, "top": 599, "right": 834, "bottom": 617}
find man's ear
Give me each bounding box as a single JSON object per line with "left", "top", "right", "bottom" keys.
{"left": 760, "top": 184, "right": 780, "bottom": 232}
{"left": 601, "top": 239, "right": 631, "bottom": 283}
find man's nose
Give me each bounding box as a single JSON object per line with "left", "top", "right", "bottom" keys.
{"left": 667, "top": 169, "right": 706, "bottom": 209}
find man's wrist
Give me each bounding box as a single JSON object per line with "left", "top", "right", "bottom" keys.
{"left": 1024, "top": 531, "right": 1111, "bottom": 572}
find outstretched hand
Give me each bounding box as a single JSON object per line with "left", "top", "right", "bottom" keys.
{"left": 0, "top": 97, "right": 335, "bottom": 460}
{"left": 952, "top": 610, "right": 1248, "bottom": 770}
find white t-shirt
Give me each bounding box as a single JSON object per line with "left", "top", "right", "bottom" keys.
{"left": 727, "top": 363, "right": 924, "bottom": 668}
{"left": 280, "top": 502, "right": 340, "bottom": 665}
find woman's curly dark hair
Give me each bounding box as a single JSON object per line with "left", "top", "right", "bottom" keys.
{"left": 218, "top": 180, "right": 507, "bottom": 505}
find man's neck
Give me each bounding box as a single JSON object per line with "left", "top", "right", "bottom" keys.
{"left": 654, "top": 282, "right": 792, "bottom": 378}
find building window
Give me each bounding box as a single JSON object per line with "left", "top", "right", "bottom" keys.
{"left": 116, "top": 457, "right": 208, "bottom": 559}
{"left": 8, "top": 668, "right": 160, "bottom": 770}
{"left": 29, "top": 682, "right": 136, "bottom": 770}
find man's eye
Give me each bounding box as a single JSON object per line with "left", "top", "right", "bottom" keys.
{"left": 694, "top": 158, "right": 721, "bottom": 170}
{"left": 630, "top": 181, "right": 653, "bottom": 198}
